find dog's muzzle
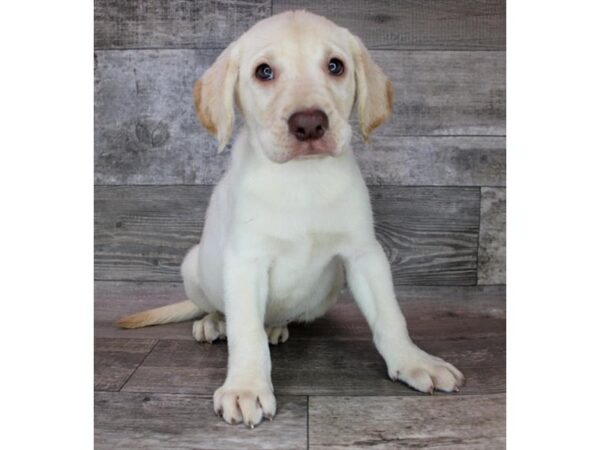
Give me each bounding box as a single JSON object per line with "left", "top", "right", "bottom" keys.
{"left": 286, "top": 109, "right": 335, "bottom": 160}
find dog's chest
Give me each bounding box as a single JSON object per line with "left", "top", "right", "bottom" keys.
{"left": 265, "top": 232, "right": 341, "bottom": 315}
{"left": 270, "top": 231, "right": 340, "bottom": 284}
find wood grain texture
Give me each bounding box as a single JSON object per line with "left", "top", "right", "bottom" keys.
{"left": 95, "top": 281, "right": 505, "bottom": 341}
{"left": 95, "top": 392, "right": 307, "bottom": 449}
{"left": 95, "top": 281, "right": 191, "bottom": 340}
{"left": 94, "top": 0, "right": 505, "bottom": 51}
{"left": 380, "top": 51, "right": 505, "bottom": 136}
{"left": 94, "top": 49, "right": 223, "bottom": 185}
{"left": 478, "top": 187, "right": 506, "bottom": 284}
{"left": 274, "top": 0, "right": 506, "bottom": 50}
{"left": 371, "top": 186, "right": 480, "bottom": 285}
{"left": 94, "top": 337, "right": 157, "bottom": 391}
{"left": 356, "top": 136, "right": 505, "bottom": 186}
{"left": 94, "top": 186, "right": 210, "bottom": 282}
{"left": 94, "top": 50, "right": 505, "bottom": 185}
{"left": 94, "top": 185, "right": 479, "bottom": 284}
{"left": 122, "top": 336, "right": 505, "bottom": 396}
{"left": 309, "top": 394, "right": 506, "bottom": 449}
{"left": 94, "top": 0, "right": 271, "bottom": 49}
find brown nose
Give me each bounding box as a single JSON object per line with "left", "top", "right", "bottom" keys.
{"left": 288, "top": 109, "right": 329, "bottom": 141}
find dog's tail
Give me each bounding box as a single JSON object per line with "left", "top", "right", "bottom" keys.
{"left": 117, "top": 300, "right": 203, "bottom": 329}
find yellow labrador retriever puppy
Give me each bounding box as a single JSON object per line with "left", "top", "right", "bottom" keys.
{"left": 119, "top": 10, "right": 464, "bottom": 428}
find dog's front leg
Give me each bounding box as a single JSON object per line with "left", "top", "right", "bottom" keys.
{"left": 343, "top": 241, "right": 464, "bottom": 393}
{"left": 213, "top": 251, "right": 275, "bottom": 428}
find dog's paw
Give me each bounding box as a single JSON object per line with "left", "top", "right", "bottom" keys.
{"left": 213, "top": 383, "right": 276, "bottom": 428}
{"left": 192, "top": 312, "right": 226, "bottom": 343}
{"left": 387, "top": 345, "right": 464, "bottom": 394}
{"left": 265, "top": 325, "right": 289, "bottom": 345}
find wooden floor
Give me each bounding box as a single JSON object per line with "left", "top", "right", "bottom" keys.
{"left": 95, "top": 283, "right": 505, "bottom": 449}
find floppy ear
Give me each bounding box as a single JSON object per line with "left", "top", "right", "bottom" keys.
{"left": 351, "top": 36, "right": 394, "bottom": 141}
{"left": 193, "top": 42, "right": 239, "bottom": 152}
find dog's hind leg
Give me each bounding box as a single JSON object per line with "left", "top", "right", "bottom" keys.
{"left": 193, "top": 314, "right": 289, "bottom": 345}
{"left": 265, "top": 325, "right": 289, "bottom": 345}
{"left": 193, "top": 311, "right": 227, "bottom": 343}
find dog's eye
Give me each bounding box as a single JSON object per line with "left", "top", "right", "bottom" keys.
{"left": 328, "top": 58, "right": 344, "bottom": 76}
{"left": 255, "top": 63, "right": 274, "bottom": 81}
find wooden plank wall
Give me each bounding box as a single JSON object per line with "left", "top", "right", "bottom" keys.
{"left": 94, "top": 0, "right": 506, "bottom": 286}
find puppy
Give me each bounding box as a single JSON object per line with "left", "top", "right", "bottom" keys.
{"left": 119, "top": 10, "right": 464, "bottom": 428}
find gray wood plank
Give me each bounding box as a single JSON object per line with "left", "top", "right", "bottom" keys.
{"left": 309, "top": 394, "right": 506, "bottom": 449}
{"left": 94, "top": 0, "right": 505, "bottom": 51}
{"left": 94, "top": 50, "right": 505, "bottom": 185}
{"left": 95, "top": 392, "right": 306, "bottom": 449}
{"left": 379, "top": 51, "right": 505, "bottom": 136}
{"left": 94, "top": 186, "right": 210, "bottom": 282}
{"left": 305, "top": 285, "right": 506, "bottom": 341}
{"left": 94, "top": 186, "right": 479, "bottom": 284}
{"left": 274, "top": 0, "right": 506, "bottom": 50}
{"left": 122, "top": 336, "right": 505, "bottom": 396}
{"left": 95, "top": 337, "right": 157, "bottom": 391}
{"left": 357, "top": 136, "right": 505, "bottom": 186}
{"left": 95, "top": 282, "right": 505, "bottom": 341}
{"left": 94, "top": 0, "right": 271, "bottom": 49}
{"left": 372, "top": 186, "right": 480, "bottom": 286}
{"left": 94, "top": 49, "right": 224, "bottom": 185}
{"left": 95, "top": 281, "right": 191, "bottom": 340}
{"left": 478, "top": 187, "right": 506, "bottom": 284}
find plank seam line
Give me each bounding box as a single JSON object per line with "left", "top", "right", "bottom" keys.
{"left": 102, "top": 391, "right": 505, "bottom": 398}
{"left": 306, "top": 395, "right": 310, "bottom": 450}
{"left": 96, "top": 391, "right": 216, "bottom": 399}
{"left": 476, "top": 187, "right": 482, "bottom": 285}
{"left": 117, "top": 339, "right": 160, "bottom": 392}
{"left": 296, "top": 392, "right": 507, "bottom": 400}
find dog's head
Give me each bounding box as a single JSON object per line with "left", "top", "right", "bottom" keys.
{"left": 193, "top": 11, "right": 393, "bottom": 163}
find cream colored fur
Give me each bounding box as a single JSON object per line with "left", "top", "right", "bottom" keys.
{"left": 118, "top": 11, "right": 463, "bottom": 428}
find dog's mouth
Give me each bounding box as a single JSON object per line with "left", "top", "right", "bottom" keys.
{"left": 267, "top": 138, "right": 337, "bottom": 164}
{"left": 295, "top": 153, "right": 330, "bottom": 160}
{"left": 290, "top": 139, "right": 335, "bottom": 158}
{"left": 274, "top": 140, "right": 336, "bottom": 164}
